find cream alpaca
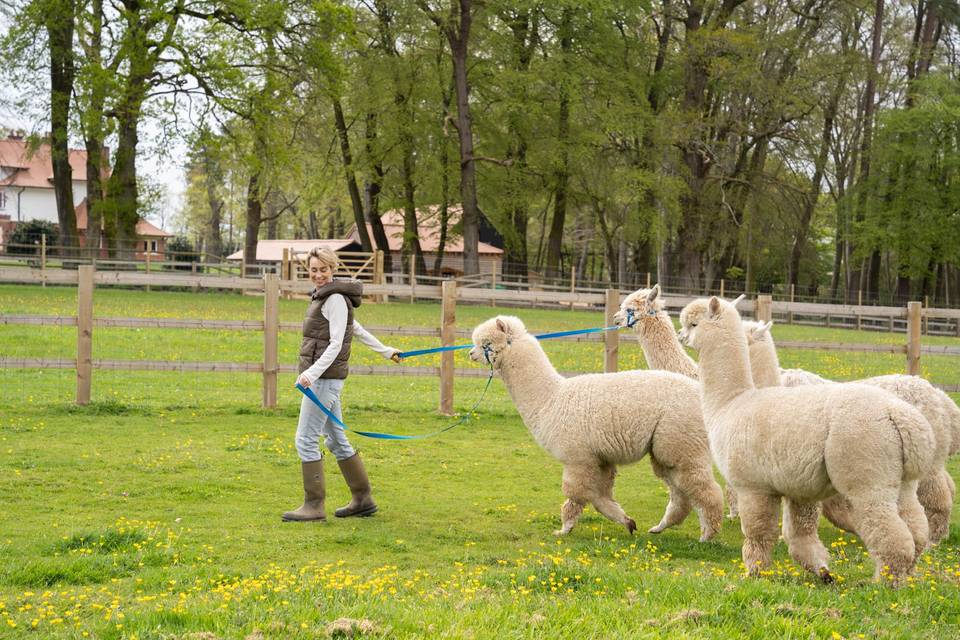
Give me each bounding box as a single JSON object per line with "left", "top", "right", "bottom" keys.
{"left": 613, "top": 284, "right": 699, "bottom": 379}
{"left": 614, "top": 284, "right": 743, "bottom": 518}
{"left": 679, "top": 297, "right": 936, "bottom": 584}
{"left": 743, "top": 320, "right": 957, "bottom": 544}
{"left": 469, "top": 315, "right": 724, "bottom": 540}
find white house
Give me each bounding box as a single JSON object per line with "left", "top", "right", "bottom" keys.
{"left": 0, "top": 131, "right": 172, "bottom": 258}
{"left": 0, "top": 133, "right": 89, "bottom": 224}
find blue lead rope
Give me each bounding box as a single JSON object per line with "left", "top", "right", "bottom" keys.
{"left": 397, "top": 309, "right": 637, "bottom": 358}
{"left": 295, "top": 310, "right": 638, "bottom": 440}
{"left": 296, "top": 369, "right": 494, "bottom": 440}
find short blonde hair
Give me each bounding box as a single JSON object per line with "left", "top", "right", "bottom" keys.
{"left": 307, "top": 246, "right": 339, "bottom": 272}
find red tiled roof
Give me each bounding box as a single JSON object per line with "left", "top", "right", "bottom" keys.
{"left": 0, "top": 138, "right": 95, "bottom": 187}
{"left": 348, "top": 206, "right": 503, "bottom": 255}
{"left": 75, "top": 198, "right": 173, "bottom": 237}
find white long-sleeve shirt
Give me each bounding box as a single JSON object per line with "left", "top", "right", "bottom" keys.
{"left": 300, "top": 293, "right": 395, "bottom": 384}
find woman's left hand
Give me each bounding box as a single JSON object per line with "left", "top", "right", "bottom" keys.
{"left": 389, "top": 350, "right": 403, "bottom": 363}
{"left": 296, "top": 374, "right": 312, "bottom": 388}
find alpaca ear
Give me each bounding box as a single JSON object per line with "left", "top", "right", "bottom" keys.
{"left": 647, "top": 283, "right": 660, "bottom": 302}
{"left": 761, "top": 320, "right": 773, "bottom": 335}
{"left": 731, "top": 294, "right": 746, "bottom": 307}
{"left": 495, "top": 318, "right": 508, "bottom": 334}
{"left": 708, "top": 296, "right": 722, "bottom": 318}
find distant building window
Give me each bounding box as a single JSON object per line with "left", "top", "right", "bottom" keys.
{"left": 0, "top": 190, "right": 7, "bottom": 210}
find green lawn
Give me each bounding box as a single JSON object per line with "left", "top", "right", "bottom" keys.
{"left": 1, "top": 284, "right": 960, "bottom": 639}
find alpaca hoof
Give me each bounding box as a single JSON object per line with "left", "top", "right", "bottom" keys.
{"left": 647, "top": 523, "right": 665, "bottom": 535}
{"left": 699, "top": 530, "right": 717, "bottom": 543}
{"left": 625, "top": 518, "right": 637, "bottom": 534}
{"left": 818, "top": 568, "right": 834, "bottom": 584}
{"left": 552, "top": 529, "right": 568, "bottom": 536}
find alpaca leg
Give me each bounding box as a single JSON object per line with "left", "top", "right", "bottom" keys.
{"left": 648, "top": 458, "right": 692, "bottom": 534}
{"left": 725, "top": 484, "right": 740, "bottom": 519}
{"left": 898, "top": 480, "right": 929, "bottom": 559}
{"left": 668, "top": 463, "right": 724, "bottom": 542}
{"left": 553, "top": 499, "right": 585, "bottom": 536}
{"left": 918, "top": 471, "right": 953, "bottom": 545}
{"left": 555, "top": 465, "right": 590, "bottom": 535}
{"left": 783, "top": 499, "right": 832, "bottom": 582}
{"left": 738, "top": 492, "right": 781, "bottom": 577}
{"left": 586, "top": 464, "right": 637, "bottom": 534}
{"left": 846, "top": 489, "right": 917, "bottom": 584}
{"left": 820, "top": 495, "right": 859, "bottom": 535}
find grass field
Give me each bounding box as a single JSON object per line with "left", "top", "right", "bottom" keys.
{"left": 1, "top": 283, "right": 960, "bottom": 639}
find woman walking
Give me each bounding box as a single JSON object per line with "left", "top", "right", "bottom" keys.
{"left": 282, "top": 247, "right": 400, "bottom": 522}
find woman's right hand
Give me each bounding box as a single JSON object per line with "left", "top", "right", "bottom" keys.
{"left": 296, "top": 374, "right": 312, "bottom": 388}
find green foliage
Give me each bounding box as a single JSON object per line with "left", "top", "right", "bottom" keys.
{"left": 856, "top": 74, "right": 960, "bottom": 280}
{"left": 7, "top": 219, "right": 58, "bottom": 253}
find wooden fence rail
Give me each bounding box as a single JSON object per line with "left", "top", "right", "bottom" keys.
{"left": 2, "top": 270, "right": 956, "bottom": 404}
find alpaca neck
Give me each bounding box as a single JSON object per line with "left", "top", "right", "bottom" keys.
{"left": 639, "top": 311, "right": 699, "bottom": 379}
{"left": 499, "top": 336, "right": 563, "bottom": 434}
{"left": 698, "top": 326, "right": 755, "bottom": 415}
{"left": 749, "top": 341, "right": 782, "bottom": 388}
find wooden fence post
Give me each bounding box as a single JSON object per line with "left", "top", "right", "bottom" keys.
{"left": 646, "top": 272, "right": 651, "bottom": 289}
{"left": 755, "top": 294, "right": 773, "bottom": 323}
{"left": 719, "top": 278, "right": 725, "bottom": 299}
{"left": 76, "top": 265, "right": 94, "bottom": 405}
{"left": 281, "top": 248, "right": 290, "bottom": 301}
{"left": 40, "top": 233, "right": 47, "bottom": 288}
{"left": 145, "top": 251, "right": 151, "bottom": 292}
{"left": 857, "top": 290, "right": 863, "bottom": 331}
{"left": 907, "top": 301, "right": 921, "bottom": 376}
{"left": 923, "top": 296, "right": 929, "bottom": 335}
{"left": 263, "top": 274, "right": 279, "bottom": 408}
{"left": 788, "top": 284, "right": 795, "bottom": 324}
{"left": 604, "top": 289, "right": 619, "bottom": 373}
{"left": 569, "top": 266, "right": 576, "bottom": 310}
{"left": 409, "top": 255, "right": 416, "bottom": 304}
{"left": 440, "top": 280, "right": 457, "bottom": 415}
{"left": 374, "top": 250, "right": 386, "bottom": 303}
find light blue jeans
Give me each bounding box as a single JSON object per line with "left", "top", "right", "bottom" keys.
{"left": 295, "top": 378, "right": 355, "bottom": 462}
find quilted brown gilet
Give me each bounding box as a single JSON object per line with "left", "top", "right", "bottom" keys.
{"left": 298, "top": 280, "right": 363, "bottom": 379}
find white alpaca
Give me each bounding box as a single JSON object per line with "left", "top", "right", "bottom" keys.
{"left": 613, "top": 284, "right": 743, "bottom": 518}
{"left": 469, "top": 315, "right": 724, "bottom": 541}
{"left": 679, "top": 297, "right": 936, "bottom": 583}
{"left": 614, "top": 284, "right": 699, "bottom": 379}
{"left": 743, "top": 319, "right": 958, "bottom": 544}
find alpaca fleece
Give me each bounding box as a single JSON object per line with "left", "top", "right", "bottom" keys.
{"left": 615, "top": 284, "right": 742, "bottom": 518}
{"left": 679, "top": 298, "right": 936, "bottom": 584}
{"left": 743, "top": 320, "right": 957, "bottom": 545}
{"left": 470, "top": 315, "right": 724, "bottom": 541}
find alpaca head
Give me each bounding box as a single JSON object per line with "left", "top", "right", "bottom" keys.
{"left": 678, "top": 297, "right": 742, "bottom": 350}
{"left": 742, "top": 320, "right": 773, "bottom": 346}
{"left": 614, "top": 283, "right": 662, "bottom": 328}
{"left": 470, "top": 315, "right": 527, "bottom": 368}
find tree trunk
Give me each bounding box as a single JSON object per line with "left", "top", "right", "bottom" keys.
{"left": 332, "top": 98, "right": 373, "bottom": 252}
{"left": 363, "top": 112, "right": 393, "bottom": 273}
{"left": 420, "top": 0, "right": 481, "bottom": 274}
{"left": 46, "top": 0, "right": 78, "bottom": 254}
{"left": 243, "top": 171, "right": 263, "bottom": 275}
{"left": 448, "top": 3, "right": 481, "bottom": 275}
{"left": 789, "top": 81, "right": 842, "bottom": 288}
{"left": 850, "top": 0, "right": 884, "bottom": 301}
{"left": 545, "top": 7, "right": 572, "bottom": 280}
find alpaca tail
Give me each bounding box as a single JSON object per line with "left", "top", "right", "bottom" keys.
{"left": 891, "top": 402, "right": 937, "bottom": 482}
